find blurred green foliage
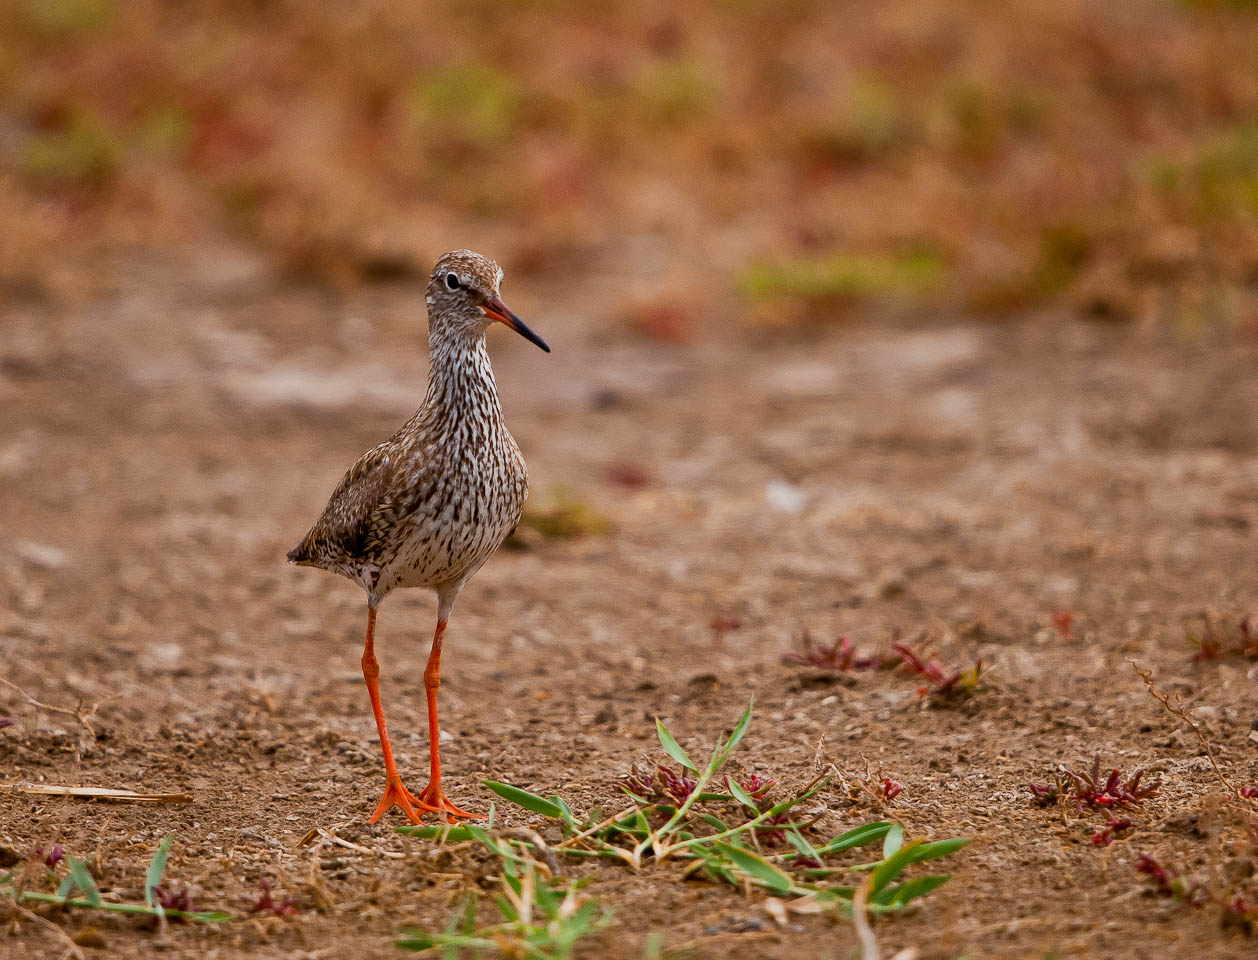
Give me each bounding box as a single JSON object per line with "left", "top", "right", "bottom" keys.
{"left": 409, "top": 63, "right": 524, "bottom": 150}
{"left": 20, "top": 108, "right": 118, "bottom": 188}
{"left": 739, "top": 251, "right": 943, "bottom": 303}
{"left": 0, "top": 0, "right": 1257, "bottom": 321}
{"left": 19, "top": 0, "right": 115, "bottom": 37}
{"left": 636, "top": 59, "right": 717, "bottom": 127}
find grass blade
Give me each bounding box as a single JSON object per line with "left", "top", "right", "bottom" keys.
{"left": 714, "top": 842, "right": 793, "bottom": 894}
{"left": 784, "top": 828, "right": 822, "bottom": 864}
{"left": 395, "top": 825, "right": 478, "bottom": 842}
{"left": 655, "top": 719, "right": 698, "bottom": 772}
{"left": 144, "top": 835, "right": 173, "bottom": 907}
{"left": 5, "top": 888, "right": 230, "bottom": 921}
{"left": 709, "top": 699, "right": 754, "bottom": 775}
{"left": 726, "top": 697, "right": 754, "bottom": 752}
{"left": 816, "top": 822, "right": 893, "bottom": 854}
{"left": 396, "top": 930, "right": 437, "bottom": 951}
{"left": 882, "top": 823, "right": 904, "bottom": 859}
{"left": 552, "top": 795, "right": 579, "bottom": 831}
{"left": 900, "top": 836, "right": 971, "bottom": 866}
{"left": 872, "top": 874, "right": 952, "bottom": 907}
{"left": 869, "top": 840, "right": 921, "bottom": 896}
{"left": 483, "top": 781, "right": 563, "bottom": 819}
{"left": 726, "top": 778, "right": 759, "bottom": 813}
{"left": 66, "top": 856, "right": 101, "bottom": 907}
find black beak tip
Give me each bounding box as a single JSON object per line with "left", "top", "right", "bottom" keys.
{"left": 515, "top": 322, "right": 550, "bottom": 353}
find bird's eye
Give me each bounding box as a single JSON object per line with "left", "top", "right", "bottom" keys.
{"left": 445, "top": 273, "right": 460, "bottom": 290}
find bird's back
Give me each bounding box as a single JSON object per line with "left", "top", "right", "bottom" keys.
{"left": 287, "top": 433, "right": 408, "bottom": 588}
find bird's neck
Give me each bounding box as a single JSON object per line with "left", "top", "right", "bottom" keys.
{"left": 422, "top": 323, "right": 503, "bottom": 424}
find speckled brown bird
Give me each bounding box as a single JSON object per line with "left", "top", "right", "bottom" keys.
{"left": 287, "top": 250, "right": 549, "bottom": 823}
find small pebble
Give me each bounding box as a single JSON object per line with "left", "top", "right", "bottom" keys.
{"left": 72, "top": 926, "right": 107, "bottom": 949}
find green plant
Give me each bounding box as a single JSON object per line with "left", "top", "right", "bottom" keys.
{"left": 19, "top": 109, "right": 119, "bottom": 189}
{"left": 1, "top": 835, "right": 230, "bottom": 923}
{"left": 398, "top": 700, "right": 970, "bottom": 939}
{"left": 738, "top": 251, "right": 943, "bottom": 304}
{"left": 516, "top": 487, "right": 611, "bottom": 539}
{"left": 409, "top": 64, "right": 524, "bottom": 149}
{"left": 636, "top": 59, "right": 716, "bottom": 127}
{"left": 396, "top": 832, "right": 610, "bottom": 958}
{"left": 19, "top": 0, "right": 116, "bottom": 37}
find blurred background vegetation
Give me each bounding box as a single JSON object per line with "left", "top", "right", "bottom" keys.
{"left": 2, "top": 0, "right": 1258, "bottom": 329}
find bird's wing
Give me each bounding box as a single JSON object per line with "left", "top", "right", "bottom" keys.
{"left": 288, "top": 440, "right": 409, "bottom": 566}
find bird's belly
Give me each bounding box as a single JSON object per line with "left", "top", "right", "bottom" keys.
{"left": 381, "top": 494, "right": 521, "bottom": 592}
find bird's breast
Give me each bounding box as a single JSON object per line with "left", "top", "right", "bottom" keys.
{"left": 379, "top": 427, "right": 527, "bottom": 593}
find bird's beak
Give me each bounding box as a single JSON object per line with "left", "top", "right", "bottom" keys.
{"left": 481, "top": 295, "right": 550, "bottom": 353}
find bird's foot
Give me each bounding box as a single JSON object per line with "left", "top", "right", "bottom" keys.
{"left": 368, "top": 776, "right": 437, "bottom": 824}
{"left": 416, "top": 781, "right": 486, "bottom": 823}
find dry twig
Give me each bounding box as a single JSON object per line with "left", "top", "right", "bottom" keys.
{"left": 6, "top": 783, "right": 191, "bottom": 803}
{"left": 853, "top": 876, "right": 880, "bottom": 960}
{"left": 1, "top": 889, "right": 87, "bottom": 960}
{"left": 296, "top": 824, "right": 405, "bottom": 860}
{"left": 0, "top": 678, "right": 113, "bottom": 761}
{"left": 1129, "top": 661, "right": 1249, "bottom": 802}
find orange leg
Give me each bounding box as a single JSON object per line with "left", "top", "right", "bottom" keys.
{"left": 415, "top": 619, "right": 485, "bottom": 822}
{"left": 360, "top": 606, "right": 437, "bottom": 823}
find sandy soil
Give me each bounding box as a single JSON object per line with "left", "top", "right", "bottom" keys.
{"left": 3, "top": 247, "right": 1258, "bottom": 959}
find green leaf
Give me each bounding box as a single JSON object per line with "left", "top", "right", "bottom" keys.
{"left": 655, "top": 718, "right": 698, "bottom": 771}
{"left": 552, "top": 795, "right": 579, "bottom": 829}
{"left": 144, "top": 835, "right": 173, "bottom": 907}
{"left": 395, "top": 930, "right": 437, "bottom": 951}
{"left": 66, "top": 857, "right": 101, "bottom": 907}
{"left": 495, "top": 894, "right": 519, "bottom": 923}
{"left": 727, "top": 778, "right": 759, "bottom": 813}
{"left": 699, "top": 858, "right": 737, "bottom": 886}
{"left": 712, "top": 698, "right": 755, "bottom": 769}
{"left": 727, "top": 698, "right": 754, "bottom": 751}
{"left": 873, "top": 874, "right": 951, "bottom": 907}
{"left": 714, "top": 842, "right": 793, "bottom": 894}
{"left": 869, "top": 840, "right": 921, "bottom": 896}
{"left": 180, "top": 909, "right": 233, "bottom": 922}
{"left": 785, "top": 828, "right": 822, "bottom": 864}
{"left": 441, "top": 896, "right": 465, "bottom": 960}
{"left": 2, "top": 888, "right": 229, "bottom": 922}
{"left": 901, "top": 836, "right": 971, "bottom": 866}
{"left": 882, "top": 823, "right": 904, "bottom": 859}
{"left": 799, "top": 867, "right": 841, "bottom": 879}
{"left": 536, "top": 881, "right": 560, "bottom": 918}
{"left": 482, "top": 781, "right": 563, "bottom": 819}
{"left": 395, "top": 825, "right": 478, "bottom": 842}
{"left": 819, "top": 887, "right": 856, "bottom": 903}
{"left": 699, "top": 813, "right": 729, "bottom": 831}
{"left": 817, "top": 821, "right": 893, "bottom": 854}
{"left": 459, "top": 894, "right": 477, "bottom": 936}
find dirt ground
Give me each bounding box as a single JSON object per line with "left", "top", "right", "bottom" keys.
{"left": 4, "top": 245, "right": 1258, "bottom": 960}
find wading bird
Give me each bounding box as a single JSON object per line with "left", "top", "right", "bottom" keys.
{"left": 288, "top": 250, "right": 549, "bottom": 822}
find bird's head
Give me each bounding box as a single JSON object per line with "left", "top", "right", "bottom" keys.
{"left": 425, "top": 249, "right": 550, "bottom": 353}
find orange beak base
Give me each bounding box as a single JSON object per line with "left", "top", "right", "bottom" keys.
{"left": 481, "top": 296, "right": 550, "bottom": 353}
